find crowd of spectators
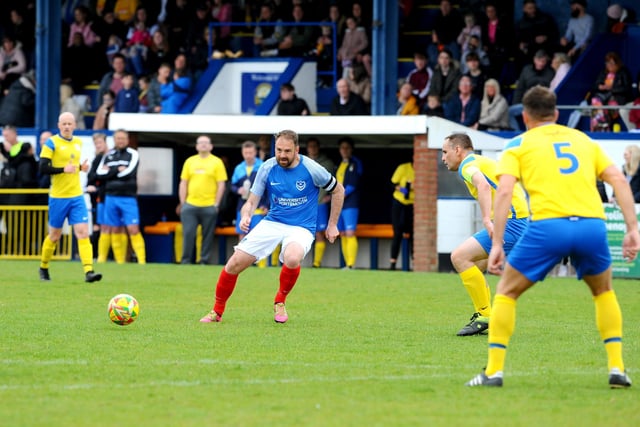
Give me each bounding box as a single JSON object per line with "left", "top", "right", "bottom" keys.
{"left": 0, "top": 1, "right": 638, "bottom": 128}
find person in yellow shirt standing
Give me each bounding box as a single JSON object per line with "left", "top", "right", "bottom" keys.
{"left": 389, "top": 160, "right": 414, "bottom": 270}
{"left": 177, "top": 135, "right": 228, "bottom": 264}
{"left": 38, "top": 112, "right": 102, "bottom": 283}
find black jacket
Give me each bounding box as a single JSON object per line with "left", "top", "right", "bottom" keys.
{"left": 330, "top": 92, "right": 368, "bottom": 115}
{"left": 277, "top": 95, "right": 310, "bottom": 115}
{"left": 96, "top": 147, "right": 139, "bottom": 196}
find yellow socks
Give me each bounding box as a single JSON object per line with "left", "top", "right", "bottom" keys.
{"left": 313, "top": 241, "right": 326, "bottom": 267}
{"left": 460, "top": 265, "right": 491, "bottom": 317}
{"left": 111, "top": 233, "right": 127, "bottom": 264}
{"left": 40, "top": 235, "right": 57, "bottom": 269}
{"left": 77, "top": 237, "right": 94, "bottom": 273}
{"left": 130, "top": 233, "right": 146, "bottom": 264}
{"left": 341, "top": 236, "right": 358, "bottom": 267}
{"left": 594, "top": 290, "right": 624, "bottom": 372}
{"left": 97, "top": 233, "right": 111, "bottom": 263}
{"left": 485, "top": 294, "right": 516, "bottom": 376}
{"left": 271, "top": 244, "right": 281, "bottom": 266}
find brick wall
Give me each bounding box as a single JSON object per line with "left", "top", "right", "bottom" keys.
{"left": 413, "top": 133, "right": 439, "bottom": 272}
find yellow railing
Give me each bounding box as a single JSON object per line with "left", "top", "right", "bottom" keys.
{"left": 0, "top": 189, "right": 72, "bottom": 260}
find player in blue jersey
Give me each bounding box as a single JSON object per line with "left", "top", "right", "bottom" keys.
{"left": 200, "top": 130, "right": 345, "bottom": 324}
{"left": 466, "top": 85, "right": 640, "bottom": 388}
{"left": 336, "top": 137, "right": 363, "bottom": 269}
{"left": 442, "top": 133, "right": 529, "bottom": 336}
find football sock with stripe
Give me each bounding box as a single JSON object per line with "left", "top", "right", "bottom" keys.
{"left": 485, "top": 294, "right": 516, "bottom": 376}
{"left": 594, "top": 290, "right": 625, "bottom": 372}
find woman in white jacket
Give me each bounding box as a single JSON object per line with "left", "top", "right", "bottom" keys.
{"left": 475, "top": 78, "right": 510, "bottom": 131}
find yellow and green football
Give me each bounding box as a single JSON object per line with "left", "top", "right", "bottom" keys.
{"left": 108, "top": 294, "right": 139, "bottom": 326}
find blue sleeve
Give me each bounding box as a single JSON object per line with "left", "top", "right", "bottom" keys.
{"left": 250, "top": 159, "right": 275, "bottom": 198}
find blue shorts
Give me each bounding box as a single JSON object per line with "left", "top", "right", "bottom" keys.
{"left": 48, "top": 196, "right": 88, "bottom": 228}
{"left": 508, "top": 217, "right": 611, "bottom": 282}
{"left": 235, "top": 210, "right": 266, "bottom": 234}
{"left": 474, "top": 218, "right": 528, "bottom": 255}
{"left": 316, "top": 203, "right": 329, "bottom": 232}
{"left": 104, "top": 195, "right": 140, "bottom": 227}
{"left": 96, "top": 202, "right": 105, "bottom": 225}
{"left": 338, "top": 207, "right": 359, "bottom": 232}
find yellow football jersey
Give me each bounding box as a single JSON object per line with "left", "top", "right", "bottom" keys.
{"left": 39, "top": 134, "right": 84, "bottom": 198}
{"left": 459, "top": 153, "right": 529, "bottom": 219}
{"left": 498, "top": 123, "right": 613, "bottom": 221}
{"left": 180, "top": 154, "right": 228, "bottom": 207}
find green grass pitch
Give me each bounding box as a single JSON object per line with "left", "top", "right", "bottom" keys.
{"left": 1, "top": 260, "right": 638, "bottom": 426}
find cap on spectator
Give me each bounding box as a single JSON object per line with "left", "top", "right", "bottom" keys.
{"left": 607, "top": 4, "right": 623, "bottom": 20}
{"left": 570, "top": 0, "right": 586, "bottom": 7}
{"left": 534, "top": 49, "right": 548, "bottom": 59}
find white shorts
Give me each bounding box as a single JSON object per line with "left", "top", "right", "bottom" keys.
{"left": 235, "top": 219, "right": 314, "bottom": 263}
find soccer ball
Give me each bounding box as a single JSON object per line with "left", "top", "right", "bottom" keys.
{"left": 108, "top": 294, "right": 139, "bottom": 326}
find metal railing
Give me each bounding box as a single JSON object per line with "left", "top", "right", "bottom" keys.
{"left": 0, "top": 189, "right": 72, "bottom": 260}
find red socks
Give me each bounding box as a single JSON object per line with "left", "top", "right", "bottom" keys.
{"left": 214, "top": 269, "right": 239, "bottom": 316}
{"left": 275, "top": 265, "right": 300, "bottom": 303}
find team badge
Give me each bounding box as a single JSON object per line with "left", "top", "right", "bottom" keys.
{"left": 296, "top": 180, "right": 306, "bottom": 191}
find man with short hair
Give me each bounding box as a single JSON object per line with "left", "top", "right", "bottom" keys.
{"left": 467, "top": 85, "right": 639, "bottom": 388}
{"left": 560, "top": 0, "right": 594, "bottom": 60}
{"left": 508, "top": 49, "right": 554, "bottom": 130}
{"left": 200, "top": 130, "right": 344, "bottom": 324}
{"left": 442, "top": 133, "right": 529, "bottom": 336}
{"left": 330, "top": 78, "right": 367, "bottom": 116}
{"left": 177, "top": 135, "right": 227, "bottom": 264}
{"left": 276, "top": 83, "right": 310, "bottom": 115}
{"left": 38, "top": 112, "right": 102, "bottom": 282}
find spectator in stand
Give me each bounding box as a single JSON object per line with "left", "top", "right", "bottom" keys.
{"left": 112, "top": 0, "right": 139, "bottom": 24}
{"left": 428, "top": 48, "right": 462, "bottom": 104}
{"left": 137, "top": 75, "right": 151, "bottom": 113}
{"left": 347, "top": 63, "right": 371, "bottom": 109}
{"left": 62, "top": 32, "right": 97, "bottom": 93}
{"left": 337, "top": 16, "right": 368, "bottom": 79}
{"left": 253, "top": 2, "right": 284, "bottom": 57}
{"left": 92, "top": 90, "right": 115, "bottom": 130}
{"left": 590, "top": 51, "right": 633, "bottom": 132}
{"left": 515, "top": 0, "right": 558, "bottom": 73}
{"left": 444, "top": 75, "right": 480, "bottom": 127}
{"left": 326, "top": 3, "right": 347, "bottom": 46}
{"left": 351, "top": 1, "right": 373, "bottom": 77}
{"left": 481, "top": 3, "right": 512, "bottom": 80}
{"left": 406, "top": 52, "right": 433, "bottom": 108}
{"left": 164, "top": 0, "right": 192, "bottom": 54}
{"left": 622, "top": 145, "right": 640, "bottom": 202}
{"left": 211, "top": 0, "right": 234, "bottom": 53}
{"left": 0, "top": 35, "right": 27, "bottom": 96}
{"left": 146, "top": 29, "right": 172, "bottom": 78}
{"left": 606, "top": 3, "right": 636, "bottom": 34}
{"left": 475, "top": 78, "right": 509, "bottom": 131}
{"left": 161, "top": 53, "right": 192, "bottom": 114}
{"left": 423, "top": 94, "right": 445, "bottom": 117}
{"left": 67, "top": 6, "right": 99, "bottom": 48}
{"left": 427, "top": 0, "right": 464, "bottom": 66}
{"left": 559, "top": 0, "right": 594, "bottom": 62}
{"left": 311, "top": 24, "right": 334, "bottom": 86}
{"left": 8, "top": 7, "right": 35, "bottom": 68}
{"left": 113, "top": 73, "right": 140, "bottom": 113}
{"left": 147, "top": 63, "right": 169, "bottom": 113}
{"left": 330, "top": 78, "right": 368, "bottom": 116}
{"left": 508, "top": 49, "right": 554, "bottom": 131}
{"left": 97, "top": 53, "right": 127, "bottom": 104}
{"left": 457, "top": 12, "right": 482, "bottom": 57}
{"left": 187, "top": 2, "right": 212, "bottom": 54}
{"left": 550, "top": 52, "right": 571, "bottom": 91}
{"left": 277, "top": 5, "right": 316, "bottom": 58}
{"left": 336, "top": 137, "right": 363, "bottom": 269}
{"left": 0, "top": 72, "right": 35, "bottom": 128}
{"left": 628, "top": 95, "right": 640, "bottom": 130}
{"left": 59, "top": 84, "right": 85, "bottom": 130}
{"left": 92, "top": 10, "right": 128, "bottom": 66}
{"left": 396, "top": 82, "right": 420, "bottom": 115}
{"left": 460, "top": 35, "right": 489, "bottom": 75}
{"left": 124, "top": 7, "right": 156, "bottom": 77}
{"left": 306, "top": 137, "right": 335, "bottom": 268}
{"left": 463, "top": 51, "right": 487, "bottom": 99}
{"left": 277, "top": 82, "right": 310, "bottom": 115}
{"left": 0, "top": 124, "right": 38, "bottom": 205}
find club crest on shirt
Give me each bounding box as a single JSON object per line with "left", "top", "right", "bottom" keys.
{"left": 296, "top": 180, "right": 306, "bottom": 191}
